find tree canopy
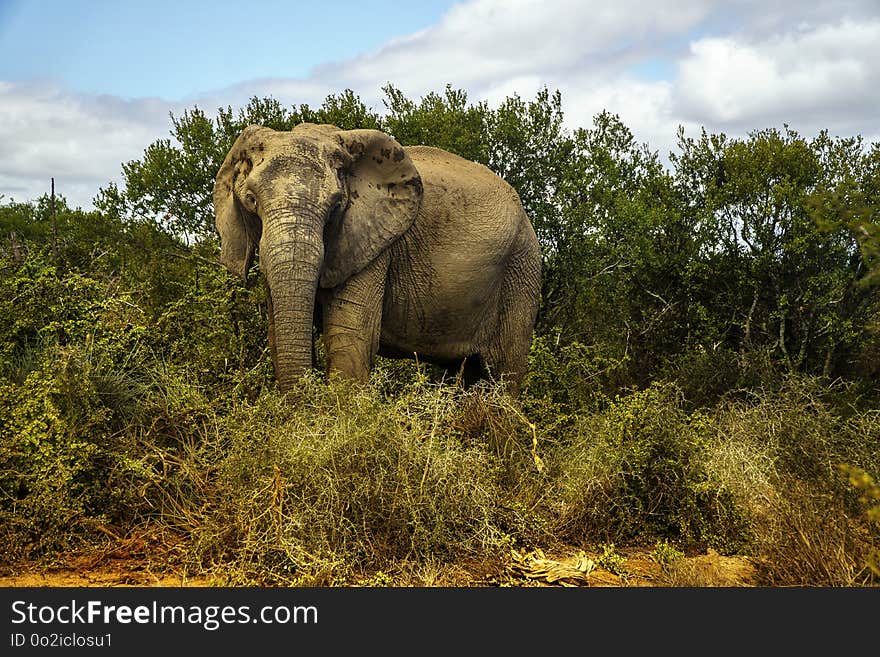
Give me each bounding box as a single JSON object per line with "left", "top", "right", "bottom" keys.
{"left": 62, "top": 85, "right": 880, "bottom": 387}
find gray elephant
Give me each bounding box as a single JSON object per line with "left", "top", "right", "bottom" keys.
{"left": 213, "top": 123, "right": 542, "bottom": 395}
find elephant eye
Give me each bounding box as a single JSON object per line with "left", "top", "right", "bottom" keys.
{"left": 244, "top": 191, "right": 257, "bottom": 211}
{"left": 335, "top": 167, "right": 345, "bottom": 185}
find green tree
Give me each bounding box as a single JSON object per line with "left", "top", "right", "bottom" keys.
{"left": 484, "top": 88, "right": 573, "bottom": 264}
{"left": 0, "top": 193, "right": 133, "bottom": 274}
{"left": 382, "top": 84, "right": 489, "bottom": 164}
{"left": 812, "top": 138, "right": 880, "bottom": 288}
{"left": 671, "top": 126, "right": 878, "bottom": 378}
{"left": 114, "top": 98, "right": 300, "bottom": 240}
{"left": 111, "top": 92, "right": 384, "bottom": 241}
{"left": 305, "top": 88, "right": 384, "bottom": 131}
{"left": 540, "top": 112, "right": 692, "bottom": 381}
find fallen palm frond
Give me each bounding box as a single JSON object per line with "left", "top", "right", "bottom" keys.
{"left": 509, "top": 548, "right": 595, "bottom": 586}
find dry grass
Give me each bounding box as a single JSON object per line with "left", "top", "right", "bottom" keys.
{"left": 3, "top": 357, "right": 878, "bottom": 587}
{"left": 159, "top": 371, "right": 549, "bottom": 585}
{"left": 752, "top": 480, "right": 875, "bottom": 586}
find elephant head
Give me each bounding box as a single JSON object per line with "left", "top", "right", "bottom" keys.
{"left": 213, "top": 123, "right": 423, "bottom": 391}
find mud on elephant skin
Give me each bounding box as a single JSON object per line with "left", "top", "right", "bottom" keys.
{"left": 213, "top": 123, "right": 542, "bottom": 395}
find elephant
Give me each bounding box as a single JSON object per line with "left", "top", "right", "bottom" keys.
{"left": 213, "top": 123, "right": 542, "bottom": 395}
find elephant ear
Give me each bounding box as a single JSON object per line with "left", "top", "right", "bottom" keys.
{"left": 320, "top": 129, "right": 423, "bottom": 289}
{"left": 213, "top": 125, "right": 266, "bottom": 281}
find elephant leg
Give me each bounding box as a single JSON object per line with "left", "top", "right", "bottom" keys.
{"left": 322, "top": 250, "right": 390, "bottom": 382}
{"left": 456, "top": 355, "right": 484, "bottom": 387}
{"left": 482, "top": 253, "right": 542, "bottom": 396}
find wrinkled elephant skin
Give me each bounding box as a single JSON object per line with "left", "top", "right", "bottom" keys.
{"left": 213, "top": 123, "right": 542, "bottom": 395}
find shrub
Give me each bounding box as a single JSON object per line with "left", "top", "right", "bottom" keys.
{"left": 550, "top": 382, "right": 752, "bottom": 552}
{"left": 170, "top": 374, "right": 546, "bottom": 585}
{"left": 840, "top": 465, "right": 880, "bottom": 578}
{"left": 0, "top": 347, "right": 152, "bottom": 560}
{"left": 522, "top": 335, "right": 628, "bottom": 417}
{"left": 751, "top": 478, "right": 872, "bottom": 586}
{"left": 707, "top": 377, "right": 880, "bottom": 585}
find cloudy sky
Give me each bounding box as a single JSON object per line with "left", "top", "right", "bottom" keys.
{"left": 1, "top": 0, "right": 878, "bottom": 210}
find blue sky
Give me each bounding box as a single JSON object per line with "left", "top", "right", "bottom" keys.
{"left": 0, "top": 1, "right": 450, "bottom": 99}
{"left": 1, "top": 0, "right": 879, "bottom": 209}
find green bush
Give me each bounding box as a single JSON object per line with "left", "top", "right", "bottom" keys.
{"left": 520, "top": 334, "right": 629, "bottom": 451}
{"left": 706, "top": 378, "right": 880, "bottom": 585}
{"left": 660, "top": 346, "right": 783, "bottom": 408}
{"left": 0, "top": 348, "right": 151, "bottom": 559}
{"left": 147, "top": 254, "right": 271, "bottom": 400}
{"left": 550, "top": 382, "right": 752, "bottom": 552}
{"left": 710, "top": 377, "right": 880, "bottom": 500}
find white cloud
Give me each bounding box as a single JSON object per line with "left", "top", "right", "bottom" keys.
{"left": 193, "top": 78, "right": 333, "bottom": 116}
{"left": 0, "top": 81, "right": 174, "bottom": 208}
{"left": 561, "top": 77, "right": 685, "bottom": 158}
{"left": 324, "top": 0, "right": 712, "bottom": 100}
{"left": 675, "top": 18, "right": 880, "bottom": 137}
{"left": 478, "top": 76, "right": 546, "bottom": 108}
{"left": 2, "top": 1, "right": 880, "bottom": 210}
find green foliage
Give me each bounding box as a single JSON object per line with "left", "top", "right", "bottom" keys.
{"left": 652, "top": 539, "right": 685, "bottom": 566}
{"left": 0, "top": 357, "right": 100, "bottom": 558}
{"left": 670, "top": 126, "right": 878, "bottom": 379}
{"left": 0, "top": 194, "right": 130, "bottom": 274}
{"left": 551, "top": 382, "right": 753, "bottom": 552}
{"left": 0, "top": 346, "right": 155, "bottom": 560}
{"left": 0, "top": 198, "right": 274, "bottom": 560}
{"left": 705, "top": 378, "right": 880, "bottom": 585}
{"left": 711, "top": 377, "right": 880, "bottom": 495}
{"left": 521, "top": 334, "right": 627, "bottom": 424}
{"left": 485, "top": 89, "right": 571, "bottom": 247}
{"left": 2, "top": 86, "right": 879, "bottom": 586}
{"left": 382, "top": 84, "right": 490, "bottom": 164}
{"left": 0, "top": 260, "right": 146, "bottom": 384}
{"left": 307, "top": 88, "right": 385, "bottom": 131}
{"left": 595, "top": 542, "right": 628, "bottom": 575}
{"left": 540, "top": 111, "right": 700, "bottom": 383}
{"left": 840, "top": 465, "right": 880, "bottom": 576}
{"left": 144, "top": 244, "right": 271, "bottom": 399}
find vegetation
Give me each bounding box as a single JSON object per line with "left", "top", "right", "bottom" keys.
{"left": 1, "top": 85, "right": 878, "bottom": 586}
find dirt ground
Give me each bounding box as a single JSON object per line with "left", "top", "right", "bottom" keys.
{"left": 0, "top": 555, "right": 214, "bottom": 587}
{"left": 0, "top": 545, "right": 759, "bottom": 588}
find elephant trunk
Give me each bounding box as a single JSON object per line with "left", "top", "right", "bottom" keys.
{"left": 260, "top": 204, "right": 325, "bottom": 392}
